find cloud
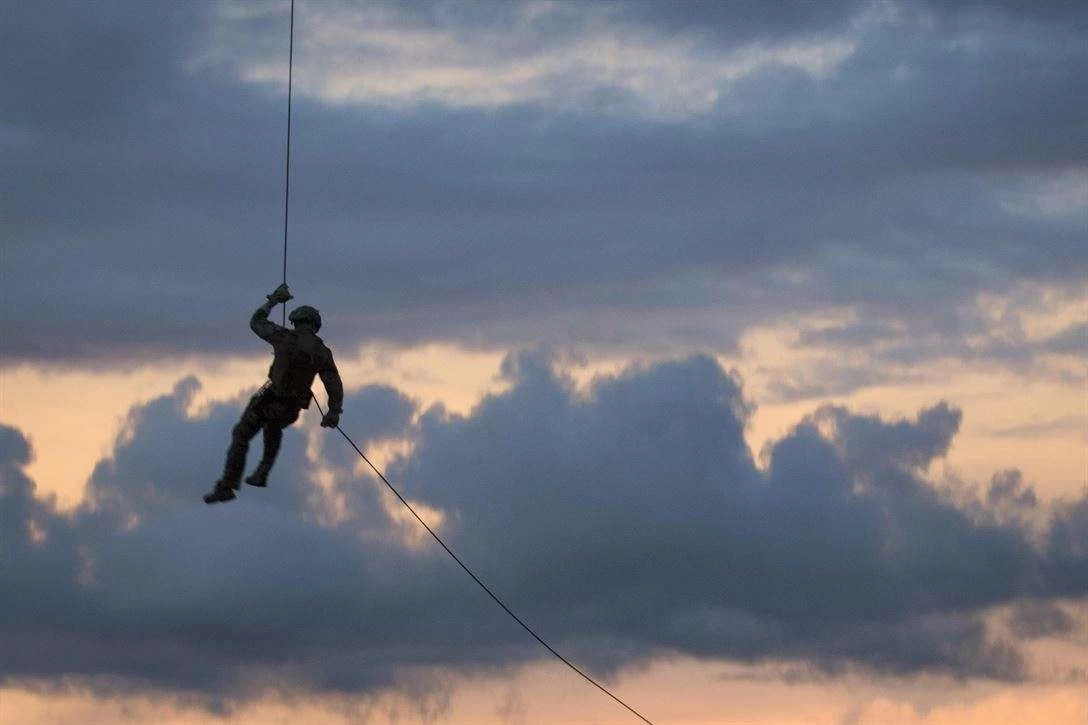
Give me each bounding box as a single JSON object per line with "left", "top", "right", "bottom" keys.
{"left": 1007, "top": 600, "right": 1075, "bottom": 639}
{"left": 762, "top": 362, "right": 926, "bottom": 402}
{"left": 787, "top": 284, "right": 1088, "bottom": 394}
{"left": 2, "top": 355, "right": 1086, "bottom": 704}
{"left": 810, "top": 400, "right": 962, "bottom": 471}
{"left": 210, "top": 0, "right": 856, "bottom": 117}
{"left": 988, "top": 415, "right": 1087, "bottom": 440}
{"left": 3, "top": 0, "right": 1086, "bottom": 369}
{"left": 987, "top": 470, "right": 1040, "bottom": 511}
{"left": 1042, "top": 322, "right": 1088, "bottom": 356}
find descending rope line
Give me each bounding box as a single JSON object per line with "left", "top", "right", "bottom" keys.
{"left": 281, "top": 0, "right": 295, "bottom": 326}
{"left": 273, "top": 3, "right": 652, "bottom": 722}
{"left": 310, "top": 399, "right": 656, "bottom": 725}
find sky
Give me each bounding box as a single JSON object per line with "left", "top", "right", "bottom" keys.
{"left": 1, "top": 1, "right": 1086, "bottom": 723}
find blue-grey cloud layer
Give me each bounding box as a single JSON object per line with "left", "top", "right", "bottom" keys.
{"left": 3, "top": 0, "right": 1085, "bottom": 368}
{"left": 2, "top": 356, "right": 1085, "bottom": 702}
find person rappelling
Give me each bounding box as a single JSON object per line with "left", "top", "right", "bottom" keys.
{"left": 204, "top": 283, "right": 344, "bottom": 504}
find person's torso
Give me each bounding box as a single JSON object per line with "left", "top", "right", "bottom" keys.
{"left": 267, "top": 331, "right": 329, "bottom": 406}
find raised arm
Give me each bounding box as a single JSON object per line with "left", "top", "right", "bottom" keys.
{"left": 250, "top": 284, "right": 293, "bottom": 343}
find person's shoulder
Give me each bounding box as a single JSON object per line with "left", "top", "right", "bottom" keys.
{"left": 270, "top": 325, "right": 295, "bottom": 345}
{"left": 315, "top": 336, "right": 335, "bottom": 358}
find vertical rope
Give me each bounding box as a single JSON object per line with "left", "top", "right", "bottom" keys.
{"left": 276, "top": 1, "right": 651, "bottom": 720}
{"left": 281, "top": 0, "right": 295, "bottom": 325}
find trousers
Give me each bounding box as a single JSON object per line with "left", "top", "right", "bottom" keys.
{"left": 221, "top": 385, "right": 301, "bottom": 485}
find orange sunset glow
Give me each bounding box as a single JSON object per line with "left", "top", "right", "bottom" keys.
{"left": 2, "top": 1, "right": 1085, "bottom": 724}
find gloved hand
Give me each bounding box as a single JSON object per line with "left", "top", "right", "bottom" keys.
{"left": 321, "top": 410, "right": 340, "bottom": 428}
{"left": 267, "top": 283, "right": 293, "bottom": 305}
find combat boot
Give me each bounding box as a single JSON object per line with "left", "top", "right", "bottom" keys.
{"left": 203, "top": 479, "right": 238, "bottom": 504}
{"left": 245, "top": 463, "right": 272, "bottom": 488}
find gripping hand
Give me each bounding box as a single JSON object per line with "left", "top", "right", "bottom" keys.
{"left": 267, "top": 283, "right": 293, "bottom": 305}
{"left": 321, "top": 410, "right": 341, "bottom": 429}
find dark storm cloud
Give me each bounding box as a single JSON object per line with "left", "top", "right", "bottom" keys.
{"left": 921, "top": 0, "right": 1088, "bottom": 25}
{"left": 614, "top": 0, "right": 1088, "bottom": 40}
{"left": 1007, "top": 600, "right": 1075, "bottom": 639}
{"left": 0, "top": 2, "right": 206, "bottom": 132}
{"left": 2, "top": 356, "right": 1086, "bottom": 702}
{"left": 3, "top": 0, "right": 1086, "bottom": 367}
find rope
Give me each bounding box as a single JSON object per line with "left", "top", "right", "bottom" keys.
{"left": 310, "top": 397, "right": 656, "bottom": 724}
{"left": 273, "top": 4, "right": 652, "bottom": 721}
{"left": 281, "top": 0, "right": 295, "bottom": 326}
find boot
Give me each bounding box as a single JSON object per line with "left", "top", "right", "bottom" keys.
{"left": 203, "top": 479, "right": 238, "bottom": 504}
{"left": 245, "top": 463, "right": 272, "bottom": 488}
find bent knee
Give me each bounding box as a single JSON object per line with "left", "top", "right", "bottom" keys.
{"left": 232, "top": 420, "right": 259, "bottom": 440}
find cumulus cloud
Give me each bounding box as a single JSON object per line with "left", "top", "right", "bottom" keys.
{"left": 2, "top": 355, "right": 1086, "bottom": 704}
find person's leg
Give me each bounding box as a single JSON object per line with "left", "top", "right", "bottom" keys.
{"left": 245, "top": 402, "right": 299, "bottom": 487}
{"left": 206, "top": 395, "right": 267, "bottom": 503}
{"left": 245, "top": 425, "right": 282, "bottom": 487}
{"left": 222, "top": 404, "right": 263, "bottom": 488}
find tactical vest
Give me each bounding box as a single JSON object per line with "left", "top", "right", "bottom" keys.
{"left": 267, "top": 331, "right": 330, "bottom": 408}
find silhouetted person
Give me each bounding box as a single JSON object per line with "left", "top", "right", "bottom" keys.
{"left": 204, "top": 284, "right": 343, "bottom": 504}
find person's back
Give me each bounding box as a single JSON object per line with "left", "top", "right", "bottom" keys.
{"left": 250, "top": 298, "right": 343, "bottom": 412}
{"left": 267, "top": 327, "right": 337, "bottom": 409}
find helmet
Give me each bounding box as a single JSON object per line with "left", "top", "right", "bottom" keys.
{"left": 288, "top": 305, "right": 322, "bottom": 332}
